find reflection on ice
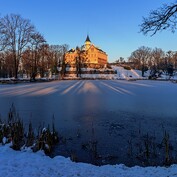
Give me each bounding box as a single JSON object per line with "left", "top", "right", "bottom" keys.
{"left": 100, "top": 81, "right": 134, "bottom": 95}
{"left": 61, "top": 81, "right": 81, "bottom": 95}
{"left": 78, "top": 81, "right": 99, "bottom": 94}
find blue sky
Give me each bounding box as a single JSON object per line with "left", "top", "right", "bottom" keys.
{"left": 0, "top": 0, "right": 176, "bottom": 62}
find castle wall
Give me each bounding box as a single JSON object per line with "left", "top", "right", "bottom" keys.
{"left": 65, "top": 37, "right": 108, "bottom": 66}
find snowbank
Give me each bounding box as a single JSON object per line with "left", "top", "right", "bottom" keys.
{"left": 62, "top": 66, "right": 147, "bottom": 80}
{"left": 111, "top": 66, "right": 149, "bottom": 80}
{"left": 1, "top": 144, "right": 177, "bottom": 177}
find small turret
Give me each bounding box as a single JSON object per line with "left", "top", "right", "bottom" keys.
{"left": 85, "top": 35, "right": 91, "bottom": 43}
{"left": 85, "top": 35, "right": 91, "bottom": 50}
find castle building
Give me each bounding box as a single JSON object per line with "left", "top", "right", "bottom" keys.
{"left": 65, "top": 35, "right": 108, "bottom": 66}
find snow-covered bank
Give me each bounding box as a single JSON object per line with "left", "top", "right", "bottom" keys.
{"left": 111, "top": 66, "right": 149, "bottom": 79}
{"left": 1, "top": 66, "right": 177, "bottom": 81}
{"left": 1, "top": 144, "right": 177, "bottom": 177}
{"left": 61, "top": 66, "right": 147, "bottom": 80}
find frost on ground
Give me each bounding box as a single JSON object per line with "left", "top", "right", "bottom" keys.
{"left": 1, "top": 144, "right": 177, "bottom": 177}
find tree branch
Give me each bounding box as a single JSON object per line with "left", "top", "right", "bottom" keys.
{"left": 140, "top": 2, "right": 177, "bottom": 36}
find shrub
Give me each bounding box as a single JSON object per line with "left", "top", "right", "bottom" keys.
{"left": 123, "top": 66, "right": 131, "bottom": 70}
{"left": 0, "top": 104, "right": 59, "bottom": 154}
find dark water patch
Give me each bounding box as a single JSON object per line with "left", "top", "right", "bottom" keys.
{"left": 48, "top": 110, "right": 177, "bottom": 166}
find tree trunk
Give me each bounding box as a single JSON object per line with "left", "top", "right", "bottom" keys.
{"left": 13, "top": 52, "right": 18, "bottom": 79}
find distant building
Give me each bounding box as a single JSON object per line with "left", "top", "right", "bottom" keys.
{"left": 65, "top": 35, "right": 108, "bottom": 67}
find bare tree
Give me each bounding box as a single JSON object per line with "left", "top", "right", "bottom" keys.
{"left": 140, "top": 2, "right": 177, "bottom": 35}
{"left": 22, "top": 32, "right": 46, "bottom": 80}
{"left": 60, "top": 44, "right": 69, "bottom": 79}
{"left": 165, "top": 51, "right": 174, "bottom": 75}
{"left": 0, "top": 35, "right": 6, "bottom": 52}
{"left": 0, "top": 14, "right": 35, "bottom": 78}
{"left": 0, "top": 51, "right": 14, "bottom": 77}
{"left": 172, "top": 51, "right": 177, "bottom": 68}
{"left": 129, "top": 46, "right": 152, "bottom": 76}
{"left": 38, "top": 44, "right": 51, "bottom": 78}
{"left": 75, "top": 46, "right": 88, "bottom": 78}
{"left": 151, "top": 48, "right": 165, "bottom": 69}
{"left": 22, "top": 47, "right": 33, "bottom": 77}
{"left": 49, "top": 44, "right": 69, "bottom": 76}
{"left": 0, "top": 52, "right": 5, "bottom": 77}
{"left": 148, "top": 48, "right": 165, "bottom": 77}
{"left": 30, "top": 32, "right": 46, "bottom": 80}
{"left": 50, "top": 45, "right": 61, "bottom": 74}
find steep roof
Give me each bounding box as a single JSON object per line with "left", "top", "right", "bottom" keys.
{"left": 66, "top": 48, "right": 75, "bottom": 53}
{"left": 90, "top": 44, "right": 107, "bottom": 54}
{"left": 85, "top": 35, "right": 91, "bottom": 42}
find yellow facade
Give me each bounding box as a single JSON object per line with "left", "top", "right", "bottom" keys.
{"left": 65, "top": 36, "right": 108, "bottom": 66}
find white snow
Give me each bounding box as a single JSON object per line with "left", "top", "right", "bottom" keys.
{"left": 0, "top": 144, "right": 177, "bottom": 177}
{"left": 111, "top": 66, "right": 149, "bottom": 80}
{"left": 2, "top": 66, "right": 176, "bottom": 81}
{"left": 42, "top": 127, "right": 47, "bottom": 133}
{"left": 63, "top": 66, "right": 149, "bottom": 80}
{"left": 2, "top": 137, "right": 7, "bottom": 145}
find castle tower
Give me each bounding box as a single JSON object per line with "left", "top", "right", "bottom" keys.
{"left": 85, "top": 35, "right": 91, "bottom": 50}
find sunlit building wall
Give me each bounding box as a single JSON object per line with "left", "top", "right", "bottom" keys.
{"left": 65, "top": 35, "right": 108, "bottom": 66}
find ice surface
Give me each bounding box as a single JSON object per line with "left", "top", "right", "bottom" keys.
{"left": 0, "top": 80, "right": 177, "bottom": 166}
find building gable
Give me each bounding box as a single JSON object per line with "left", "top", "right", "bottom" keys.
{"left": 65, "top": 36, "right": 108, "bottom": 65}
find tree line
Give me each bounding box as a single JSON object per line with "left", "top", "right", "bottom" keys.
{"left": 128, "top": 46, "right": 177, "bottom": 77}
{"left": 138, "top": 1, "right": 177, "bottom": 77}
{"left": 1, "top": 0, "right": 177, "bottom": 80}
{"left": 115, "top": 1, "right": 177, "bottom": 77}
{"left": 0, "top": 14, "right": 69, "bottom": 80}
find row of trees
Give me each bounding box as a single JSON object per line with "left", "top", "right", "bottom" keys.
{"left": 128, "top": 46, "right": 177, "bottom": 76}
{"left": 1, "top": 0, "right": 177, "bottom": 79}
{"left": 131, "top": 1, "right": 177, "bottom": 77}
{"left": 0, "top": 14, "right": 68, "bottom": 79}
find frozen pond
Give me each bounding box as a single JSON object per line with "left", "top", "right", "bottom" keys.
{"left": 0, "top": 80, "right": 177, "bottom": 166}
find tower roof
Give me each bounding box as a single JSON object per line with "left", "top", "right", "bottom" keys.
{"left": 85, "top": 35, "right": 91, "bottom": 42}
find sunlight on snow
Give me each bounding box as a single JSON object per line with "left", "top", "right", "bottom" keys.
{"left": 61, "top": 81, "right": 100, "bottom": 95}
{"left": 0, "top": 85, "right": 40, "bottom": 96}
{"left": 77, "top": 81, "right": 99, "bottom": 94}
{"left": 0, "top": 80, "right": 155, "bottom": 97}
{"left": 131, "top": 69, "right": 140, "bottom": 78}
{"left": 114, "top": 80, "right": 155, "bottom": 87}
{"left": 100, "top": 82, "right": 134, "bottom": 95}
{"left": 61, "top": 81, "right": 81, "bottom": 95}
{"left": 28, "top": 87, "right": 57, "bottom": 96}
{"left": 0, "top": 84, "right": 57, "bottom": 96}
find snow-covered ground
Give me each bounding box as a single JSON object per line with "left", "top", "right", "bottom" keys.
{"left": 1, "top": 66, "right": 177, "bottom": 81}
{"left": 56, "top": 65, "right": 145, "bottom": 80}
{"left": 111, "top": 66, "right": 177, "bottom": 81}
{"left": 63, "top": 66, "right": 149, "bottom": 80}
{"left": 111, "top": 66, "right": 150, "bottom": 80}
{"left": 1, "top": 144, "right": 177, "bottom": 177}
